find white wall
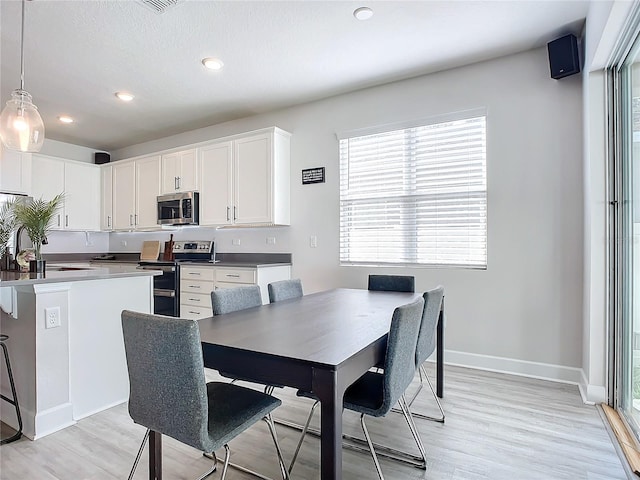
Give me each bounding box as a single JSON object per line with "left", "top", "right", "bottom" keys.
{"left": 112, "top": 47, "right": 585, "bottom": 382}
{"left": 39, "top": 138, "right": 100, "bottom": 164}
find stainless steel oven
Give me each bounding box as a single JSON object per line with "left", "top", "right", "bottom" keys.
{"left": 138, "top": 240, "right": 214, "bottom": 317}
{"left": 157, "top": 191, "right": 199, "bottom": 226}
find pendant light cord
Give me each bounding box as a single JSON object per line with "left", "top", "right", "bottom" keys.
{"left": 20, "top": 0, "right": 25, "bottom": 91}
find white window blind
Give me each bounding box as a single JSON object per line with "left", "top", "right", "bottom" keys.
{"left": 339, "top": 114, "right": 487, "bottom": 268}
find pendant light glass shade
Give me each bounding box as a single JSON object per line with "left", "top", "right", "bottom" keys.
{"left": 0, "top": 89, "right": 45, "bottom": 152}
{"left": 0, "top": 0, "right": 45, "bottom": 153}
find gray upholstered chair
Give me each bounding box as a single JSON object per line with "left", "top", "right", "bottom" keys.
{"left": 410, "top": 286, "right": 445, "bottom": 422}
{"left": 267, "top": 279, "right": 303, "bottom": 303}
{"left": 211, "top": 286, "right": 284, "bottom": 392}
{"left": 211, "top": 285, "right": 262, "bottom": 315}
{"left": 121, "top": 310, "right": 289, "bottom": 480}
{"left": 289, "top": 297, "right": 427, "bottom": 479}
{"left": 368, "top": 274, "right": 415, "bottom": 293}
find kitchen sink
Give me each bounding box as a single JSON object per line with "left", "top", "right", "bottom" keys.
{"left": 48, "top": 266, "right": 94, "bottom": 271}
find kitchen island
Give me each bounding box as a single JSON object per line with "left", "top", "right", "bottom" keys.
{"left": 0, "top": 265, "right": 160, "bottom": 440}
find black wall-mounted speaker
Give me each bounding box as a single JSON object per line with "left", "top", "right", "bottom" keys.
{"left": 94, "top": 152, "right": 110, "bottom": 164}
{"left": 547, "top": 34, "right": 581, "bottom": 80}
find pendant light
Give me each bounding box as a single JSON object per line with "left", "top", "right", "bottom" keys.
{"left": 0, "top": 0, "right": 44, "bottom": 153}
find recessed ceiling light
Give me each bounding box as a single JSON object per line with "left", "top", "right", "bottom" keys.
{"left": 58, "top": 115, "right": 74, "bottom": 124}
{"left": 115, "top": 92, "right": 135, "bottom": 102}
{"left": 353, "top": 6, "right": 373, "bottom": 20}
{"left": 202, "top": 57, "right": 224, "bottom": 70}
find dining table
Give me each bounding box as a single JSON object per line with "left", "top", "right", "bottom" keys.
{"left": 185, "top": 287, "right": 445, "bottom": 480}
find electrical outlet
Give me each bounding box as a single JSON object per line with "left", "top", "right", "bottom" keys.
{"left": 266, "top": 236, "right": 276, "bottom": 245}
{"left": 310, "top": 235, "right": 318, "bottom": 248}
{"left": 232, "top": 238, "right": 241, "bottom": 246}
{"left": 121, "top": 240, "right": 127, "bottom": 247}
{"left": 45, "top": 306, "right": 61, "bottom": 329}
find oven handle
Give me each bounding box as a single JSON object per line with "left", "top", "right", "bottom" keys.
{"left": 154, "top": 289, "right": 176, "bottom": 298}
{"left": 138, "top": 265, "right": 176, "bottom": 273}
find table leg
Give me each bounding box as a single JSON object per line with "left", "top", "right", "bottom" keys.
{"left": 313, "top": 368, "right": 342, "bottom": 480}
{"left": 149, "top": 430, "right": 162, "bottom": 480}
{"left": 436, "top": 298, "right": 444, "bottom": 398}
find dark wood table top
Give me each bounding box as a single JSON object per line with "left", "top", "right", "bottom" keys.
{"left": 198, "top": 288, "right": 422, "bottom": 369}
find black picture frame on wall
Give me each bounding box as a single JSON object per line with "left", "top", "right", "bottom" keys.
{"left": 302, "top": 167, "right": 325, "bottom": 185}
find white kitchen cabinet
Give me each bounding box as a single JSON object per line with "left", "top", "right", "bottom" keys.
{"left": 0, "top": 146, "right": 31, "bottom": 195}
{"left": 101, "top": 165, "right": 113, "bottom": 230}
{"left": 136, "top": 156, "right": 162, "bottom": 229}
{"left": 161, "top": 149, "right": 197, "bottom": 194}
{"left": 112, "top": 161, "right": 136, "bottom": 230}
{"left": 31, "top": 155, "right": 100, "bottom": 231}
{"left": 179, "top": 263, "right": 291, "bottom": 318}
{"left": 198, "top": 141, "right": 233, "bottom": 225}
{"left": 198, "top": 127, "right": 290, "bottom": 227}
{"left": 112, "top": 155, "right": 161, "bottom": 230}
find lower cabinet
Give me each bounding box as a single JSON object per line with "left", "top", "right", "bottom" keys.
{"left": 179, "top": 264, "right": 291, "bottom": 320}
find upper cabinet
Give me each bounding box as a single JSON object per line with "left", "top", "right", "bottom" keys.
{"left": 112, "top": 155, "right": 161, "bottom": 230}
{"left": 161, "top": 149, "right": 197, "bottom": 194}
{"left": 0, "top": 146, "right": 32, "bottom": 195}
{"left": 31, "top": 154, "right": 101, "bottom": 231}
{"left": 101, "top": 165, "right": 113, "bottom": 230}
{"left": 199, "top": 128, "right": 291, "bottom": 227}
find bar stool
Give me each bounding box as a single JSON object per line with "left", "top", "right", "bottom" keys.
{"left": 0, "top": 334, "right": 22, "bottom": 444}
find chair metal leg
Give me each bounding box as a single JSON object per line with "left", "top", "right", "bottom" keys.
{"left": 207, "top": 415, "right": 289, "bottom": 480}
{"left": 220, "top": 444, "right": 231, "bottom": 480}
{"left": 288, "top": 399, "right": 320, "bottom": 474}
{"left": 359, "top": 413, "right": 385, "bottom": 480}
{"left": 393, "top": 363, "right": 445, "bottom": 423}
{"left": 263, "top": 414, "right": 291, "bottom": 480}
{"left": 127, "top": 429, "right": 150, "bottom": 480}
{"left": 0, "top": 340, "right": 23, "bottom": 445}
{"left": 398, "top": 394, "right": 428, "bottom": 466}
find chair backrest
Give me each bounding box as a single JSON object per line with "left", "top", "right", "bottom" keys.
{"left": 211, "top": 285, "right": 262, "bottom": 315}
{"left": 415, "top": 286, "right": 445, "bottom": 366}
{"left": 268, "top": 279, "right": 303, "bottom": 303}
{"left": 368, "top": 275, "right": 415, "bottom": 293}
{"left": 121, "top": 310, "right": 209, "bottom": 451}
{"left": 381, "top": 297, "right": 424, "bottom": 414}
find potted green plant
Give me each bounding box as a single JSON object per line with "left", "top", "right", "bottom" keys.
{"left": 0, "top": 198, "right": 18, "bottom": 270}
{"left": 13, "top": 193, "right": 64, "bottom": 273}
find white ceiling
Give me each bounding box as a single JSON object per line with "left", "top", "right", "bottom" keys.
{"left": 0, "top": 0, "right": 589, "bottom": 152}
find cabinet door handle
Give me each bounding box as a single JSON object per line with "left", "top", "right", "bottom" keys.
{"left": 174, "top": 176, "right": 178, "bottom": 190}
{"left": 129, "top": 214, "right": 133, "bottom": 226}
{"left": 188, "top": 285, "right": 201, "bottom": 288}
{"left": 188, "top": 310, "right": 199, "bottom": 315}
{"left": 226, "top": 207, "right": 230, "bottom": 222}
{"left": 107, "top": 216, "right": 111, "bottom": 228}
{"left": 188, "top": 272, "right": 201, "bottom": 276}
{"left": 65, "top": 215, "right": 69, "bottom": 227}
{"left": 177, "top": 176, "right": 181, "bottom": 189}
{"left": 188, "top": 297, "right": 200, "bottom": 302}
{"left": 135, "top": 214, "right": 138, "bottom": 225}
{"left": 233, "top": 206, "right": 237, "bottom": 221}
{"left": 225, "top": 274, "right": 240, "bottom": 278}
{"left": 57, "top": 214, "right": 61, "bottom": 227}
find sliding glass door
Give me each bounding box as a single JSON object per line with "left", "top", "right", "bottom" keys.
{"left": 615, "top": 31, "right": 640, "bottom": 439}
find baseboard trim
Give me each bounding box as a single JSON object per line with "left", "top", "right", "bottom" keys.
{"left": 443, "top": 349, "right": 584, "bottom": 388}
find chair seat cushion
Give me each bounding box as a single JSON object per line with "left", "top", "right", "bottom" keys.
{"left": 343, "top": 372, "right": 385, "bottom": 417}
{"left": 205, "top": 382, "right": 281, "bottom": 452}
{"left": 296, "top": 371, "right": 386, "bottom": 418}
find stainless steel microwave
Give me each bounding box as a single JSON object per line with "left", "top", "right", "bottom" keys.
{"left": 157, "top": 191, "right": 199, "bottom": 225}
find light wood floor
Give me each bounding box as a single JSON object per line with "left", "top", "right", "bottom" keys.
{"left": 0, "top": 365, "right": 627, "bottom": 480}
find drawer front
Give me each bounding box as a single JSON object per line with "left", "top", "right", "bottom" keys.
{"left": 215, "top": 268, "right": 256, "bottom": 284}
{"left": 180, "top": 304, "right": 213, "bottom": 320}
{"left": 181, "top": 267, "right": 215, "bottom": 281}
{"left": 181, "top": 280, "right": 214, "bottom": 294}
{"left": 180, "top": 291, "right": 212, "bottom": 307}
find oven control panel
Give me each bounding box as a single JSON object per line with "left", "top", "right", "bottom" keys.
{"left": 172, "top": 241, "right": 213, "bottom": 253}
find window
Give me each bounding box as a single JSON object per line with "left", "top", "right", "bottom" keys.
{"left": 339, "top": 111, "right": 487, "bottom": 268}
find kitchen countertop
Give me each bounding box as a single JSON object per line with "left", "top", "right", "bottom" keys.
{"left": 0, "top": 264, "right": 161, "bottom": 287}
{"left": 179, "top": 261, "right": 292, "bottom": 268}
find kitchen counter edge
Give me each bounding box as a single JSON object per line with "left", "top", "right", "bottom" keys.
{"left": 0, "top": 265, "right": 161, "bottom": 287}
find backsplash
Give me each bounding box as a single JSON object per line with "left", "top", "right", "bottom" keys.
{"left": 109, "top": 226, "right": 291, "bottom": 254}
